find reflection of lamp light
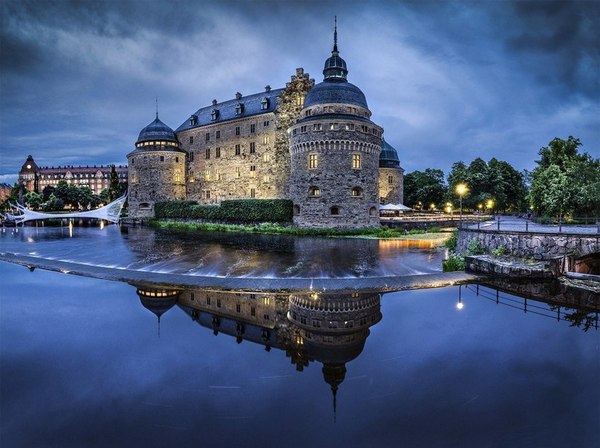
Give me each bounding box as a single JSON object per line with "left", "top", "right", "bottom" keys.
{"left": 456, "top": 299, "right": 464, "bottom": 310}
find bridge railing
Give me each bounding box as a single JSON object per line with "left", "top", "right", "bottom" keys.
{"left": 461, "top": 216, "right": 600, "bottom": 235}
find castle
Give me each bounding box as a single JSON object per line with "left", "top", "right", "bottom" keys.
{"left": 128, "top": 26, "right": 404, "bottom": 228}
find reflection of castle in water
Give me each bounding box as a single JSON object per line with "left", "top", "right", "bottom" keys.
{"left": 133, "top": 284, "right": 382, "bottom": 414}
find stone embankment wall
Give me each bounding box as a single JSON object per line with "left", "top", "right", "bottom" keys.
{"left": 458, "top": 229, "right": 599, "bottom": 261}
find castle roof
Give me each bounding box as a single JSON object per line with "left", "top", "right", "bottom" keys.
{"left": 176, "top": 88, "right": 283, "bottom": 133}
{"left": 136, "top": 115, "right": 179, "bottom": 144}
{"left": 379, "top": 139, "right": 402, "bottom": 169}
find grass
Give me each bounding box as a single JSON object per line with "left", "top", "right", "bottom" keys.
{"left": 149, "top": 219, "right": 449, "bottom": 240}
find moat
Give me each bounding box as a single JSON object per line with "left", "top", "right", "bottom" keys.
{"left": 0, "top": 226, "right": 598, "bottom": 447}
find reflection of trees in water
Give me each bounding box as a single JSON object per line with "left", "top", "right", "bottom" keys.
{"left": 549, "top": 306, "right": 599, "bottom": 332}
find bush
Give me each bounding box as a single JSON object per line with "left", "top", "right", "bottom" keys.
{"left": 492, "top": 246, "right": 507, "bottom": 256}
{"left": 445, "top": 230, "right": 458, "bottom": 250}
{"left": 154, "top": 199, "right": 293, "bottom": 223}
{"left": 466, "top": 238, "right": 486, "bottom": 255}
{"left": 443, "top": 253, "right": 465, "bottom": 271}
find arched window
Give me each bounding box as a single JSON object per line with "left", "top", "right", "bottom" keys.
{"left": 293, "top": 205, "right": 300, "bottom": 216}
{"left": 139, "top": 202, "right": 151, "bottom": 209}
{"left": 369, "top": 206, "right": 378, "bottom": 216}
{"left": 351, "top": 187, "right": 363, "bottom": 197}
{"left": 330, "top": 206, "right": 341, "bottom": 216}
{"left": 308, "top": 186, "right": 321, "bottom": 197}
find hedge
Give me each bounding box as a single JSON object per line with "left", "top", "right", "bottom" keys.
{"left": 154, "top": 199, "right": 293, "bottom": 223}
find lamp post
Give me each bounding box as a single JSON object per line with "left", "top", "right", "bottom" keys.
{"left": 486, "top": 199, "right": 494, "bottom": 217}
{"left": 456, "top": 183, "right": 468, "bottom": 229}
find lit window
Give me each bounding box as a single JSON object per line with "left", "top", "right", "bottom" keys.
{"left": 296, "top": 95, "right": 304, "bottom": 107}
{"left": 309, "top": 186, "right": 320, "bottom": 197}
{"left": 313, "top": 123, "right": 322, "bottom": 131}
{"left": 309, "top": 153, "right": 317, "bottom": 169}
{"left": 215, "top": 169, "right": 221, "bottom": 181}
{"left": 263, "top": 174, "right": 270, "bottom": 183}
{"left": 250, "top": 165, "right": 256, "bottom": 177}
{"left": 352, "top": 154, "right": 361, "bottom": 169}
{"left": 263, "top": 136, "right": 270, "bottom": 144}
{"left": 204, "top": 170, "right": 211, "bottom": 181}
{"left": 174, "top": 170, "right": 181, "bottom": 182}
{"left": 263, "top": 153, "right": 270, "bottom": 162}
{"left": 352, "top": 187, "right": 363, "bottom": 197}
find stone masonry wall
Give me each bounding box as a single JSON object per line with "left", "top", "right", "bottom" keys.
{"left": 458, "top": 229, "right": 600, "bottom": 261}
{"left": 379, "top": 167, "right": 403, "bottom": 205}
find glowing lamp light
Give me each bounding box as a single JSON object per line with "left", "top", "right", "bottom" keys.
{"left": 456, "top": 301, "right": 464, "bottom": 310}
{"left": 455, "top": 183, "right": 468, "bottom": 196}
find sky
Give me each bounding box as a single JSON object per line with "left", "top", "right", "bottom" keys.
{"left": 1, "top": 0, "right": 598, "bottom": 184}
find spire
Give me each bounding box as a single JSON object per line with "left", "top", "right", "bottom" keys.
{"left": 155, "top": 97, "right": 159, "bottom": 119}
{"left": 333, "top": 16, "right": 338, "bottom": 53}
{"left": 323, "top": 17, "right": 348, "bottom": 81}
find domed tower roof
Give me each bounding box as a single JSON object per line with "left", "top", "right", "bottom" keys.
{"left": 379, "top": 139, "right": 401, "bottom": 169}
{"left": 136, "top": 114, "right": 179, "bottom": 145}
{"left": 304, "top": 18, "right": 368, "bottom": 110}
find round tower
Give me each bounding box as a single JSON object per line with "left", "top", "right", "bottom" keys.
{"left": 378, "top": 139, "right": 404, "bottom": 205}
{"left": 127, "top": 114, "right": 186, "bottom": 218}
{"left": 288, "top": 23, "right": 383, "bottom": 228}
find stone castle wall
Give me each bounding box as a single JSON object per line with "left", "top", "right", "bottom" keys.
{"left": 379, "top": 167, "right": 403, "bottom": 205}
{"left": 127, "top": 150, "right": 186, "bottom": 217}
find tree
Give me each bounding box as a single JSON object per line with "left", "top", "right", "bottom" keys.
{"left": 529, "top": 137, "right": 600, "bottom": 217}
{"left": 43, "top": 193, "right": 64, "bottom": 211}
{"left": 24, "top": 191, "right": 43, "bottom": 210}
{"left": 108, "top": 165, "right": 121, "bottom": 201}
{"left": 404, "top": 169, "right": 447, "bottom": 209}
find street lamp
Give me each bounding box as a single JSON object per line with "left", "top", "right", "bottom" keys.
{"left": 486, "top": 199, "right": 494, "bottom": 216}
{"left": 430, "top": 203, "right": 435, "bottom": 211}
{"left": 455, "top": 183, "right": 468, "bottom": 228}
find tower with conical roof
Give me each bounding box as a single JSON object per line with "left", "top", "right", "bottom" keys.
{"left": 127, "top": 112, "right": 186, "bottom": 217}
{"left": 379, "top": 139, "right": 405, "bottom": 205}
{"left": 288, "top": 20, "right": 383, "bottom": 228}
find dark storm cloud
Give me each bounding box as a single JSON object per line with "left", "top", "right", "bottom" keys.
{"left": 0, "top": 0, "right": 598, "bottom": 182}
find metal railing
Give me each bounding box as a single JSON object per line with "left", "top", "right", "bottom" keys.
{"left": 460, "top": 215, "right": 600, "bottom": 235}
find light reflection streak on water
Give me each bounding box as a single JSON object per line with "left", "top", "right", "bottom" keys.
{"left": 0, "top": 226, "right": 448, "bottom": 278}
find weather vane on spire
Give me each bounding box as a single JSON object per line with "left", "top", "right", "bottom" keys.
{"left": 333, "top": 16, "right": 338, "bottom": 53}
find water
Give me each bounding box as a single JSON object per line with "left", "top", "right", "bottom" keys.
{"left": 1, "top": 260, "right": 598, "bottom": 447}
{"left": 0, "top": 225, "right": 446, "bottom": 278}
{"left": 1, "top": 226, "right": 598, "bottom": 446}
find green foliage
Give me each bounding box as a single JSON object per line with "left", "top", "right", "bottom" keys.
{"left": 529, "top": 137, "right": 600, "bottom": 216}
{"left": 24, "top": 191, "right": 43, "bottom": 209}
{"left": 492, "top": 246, "right": 507, "bottom": 256}
{"left": 404, "top": 168, "right": 448, "bottom": 209}
{"left": 466, "top": 238, "right": 486, "bottom": 255}
{"left": 446, "top": 157, "right": 527, "bottom": 212}
{"left": 108, "top": 165, "right": 121, "bottom": 201}
{"left": 154, "top": 199, "right": 294, "bottom": 223}
{"left": 43, "top": 193, "right": 64, "bottom": 211}
{"left": 444, "top": 230, "right": 458, "bottom": 250}
{"left": 443, "top": 253, "right": 465, "bottom": 272}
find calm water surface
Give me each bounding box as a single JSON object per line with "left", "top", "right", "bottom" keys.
{"left": 0, "top": 225, "right": 445, "bottom": 278}
{"left": 1, "top": 259, "right": 598, "bottom": 447}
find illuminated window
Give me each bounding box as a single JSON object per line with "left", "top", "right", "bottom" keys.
{"left": 309, "top": 186, "right": 320, "bottom": 197}
{"left": 263, "top": 153, "right": 270, "bottom": 162}
{"left": 352, "top": 154, "right": 361, "bottom": 169}
{"left": 215, "top": 169, "right": 221, "bottom": 181}
{"left": 174, "top": 170, "right": 181, "bottom": 182}
{"left": 296, "top": 95, "right": 304, "bottom": 107}
{"left": 313, "top": 123, "right": 322, "bottom": 131}
{"left": 352, "top": 187, "right": 363, "bottom": 197}
{"left": 250, "top": 142, "right": 256, "bottom": 154}
{"left": 309, "top": 153, "right": 317, "bottom": 169}
{"left": 250, "top": 165, "right": 256, "bottom": 177}
{"left": 204, "top": 170, "right": 210, "bottom": 181}
{"left": 263, "top": 174, "right": 270, "bottom": 183}
{"left": 235, "top": 144, "right": 241, "bottom": 155}
{"left": 263, "top": 136, "right": 270, "bottom": 144}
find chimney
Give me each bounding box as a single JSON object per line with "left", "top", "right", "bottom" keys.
{"left": 265, "top": 85, "right": 271, "bottom": 92}
{"left": 296, "top": 67, "right": 304, "bottom": 75}
{"left": 212, "top": 99, "right": 217, "bottom": 106}
{"left": 235, "top": 92, "right": 242, "bottom": 100}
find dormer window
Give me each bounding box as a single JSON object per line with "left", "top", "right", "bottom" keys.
{"left": 236, "top": 103, "right": 244, "bottom": 115}
{"left": 211, "top": 109, "right": 219, "bottom": 121}
{"left": 261, "top": 97, "right": 269, "bottom": 110}
{"left": 189, "top": 115, "right": 198, "bottom": 126}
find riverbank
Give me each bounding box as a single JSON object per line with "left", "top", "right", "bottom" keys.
{"left": 150, "top": 219, "right": 452, "bottom": 241}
